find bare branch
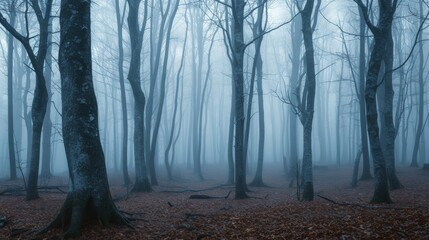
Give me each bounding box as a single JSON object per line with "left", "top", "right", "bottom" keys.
{"left": 353, "top": 0, "right": 379, "bottom": 34}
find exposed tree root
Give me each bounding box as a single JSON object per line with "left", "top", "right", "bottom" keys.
{"left": 11, "top": 227, "right": 36, "bottom": 237}
{"left": 39, "top": 192, "right": 132, "bottom": 238}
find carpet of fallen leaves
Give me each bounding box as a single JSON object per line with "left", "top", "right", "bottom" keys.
{"left": 0, "top": 164, "right": 428, "bottom": 239}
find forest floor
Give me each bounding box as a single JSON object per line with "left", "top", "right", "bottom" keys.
{"left": 0, "top": 164, "right": 428, "bottom": 239}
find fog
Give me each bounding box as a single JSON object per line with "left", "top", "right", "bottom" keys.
{"left": 0, "top": 0, "right": 428, "bottom": 192}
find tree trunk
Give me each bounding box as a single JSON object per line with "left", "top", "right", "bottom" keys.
{"left": 288, "top": 8, "right": 302, "bottom": 186}
{"left": 227, "top": 82, "right": 235, "bottom": 185}
{"left": 250, "top": 55, "right": 265, "bottom": 186}
{"left": 382, "top": 28, "right": 402, "bottom": 189}
{"left": 222, "top": 3, "right": 235, "bottom": 186}
{"left": 165, "top": 19, "right": 188, "bottom": 181}
{"left": 195, "top": 27, "right": 216, "bottom": 181}
{"left": 111, "top": 78, "right": 119, "bottom": 172}
{"left": 114, "top": 0, "right": 130, "bottom": 185}
{"left": 336, "top": 60, "right": 343, "bottom": 167}
{"left": 149, "top": 0, "right": 179, "bottom": 184}
{"left": 7, "top": 7, "right": 17, "bottom": 180}
{"left": 145, "top": 1, "right": 169, "bottom": 186}
{"left": 23, "top": 68, "right": 32, "bottom": 177}
{"left": 189, "top": 6, "right": 205, "bottom": 181}
{"left": 351, "top": 148, "right": 363, "bottom": 187}
{"left": 13, "top": 23, "right": 24, "bottom": 172}
{"left": 127, "top": 0, "right": 151, "bottom": 192}
{"left": 300, "top": 0, "right": 317, "bottom": 201}
{"left": 45, "top": 2, "right": 129, "bottom": 236}
{"left": 411, "top": 0, "right": 425, "bottom": 168}
{"left": 232, "top": 0, "right": 248, "bottom": 199}
{"left": 250, "top": 0, "right": 266, "bottom": 187}
{"left": 355, "top": 0, "right": 396, "bottom": 204}
{"left": 358, "top": 8, "right": 372, "bottom": 181}
{"left": 41, "top": 15, "right": 53, "bottom": 179}
{"left": 365, "top": 40, "right": 392, "bottom": 203}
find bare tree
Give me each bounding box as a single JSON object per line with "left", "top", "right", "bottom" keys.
{"left": 165, "top": 19, "right": 188, "bottom": 180}
{"left": 126, "top": 0, "right": 152, "bottom": 192}
{"left": 357, "top": 7, "right": 372, "bottom": 180}
{"left": 41, "top": 10, "right": 54, "bottom": 179}
{"left": 114, "top": 0, "right": 130, "bottom": 185}
{"left": 287, "top": 1, "right": 302, "bottom": 187}
{"left": 411, "top": 0, "right": 426, "bottom": 168}
{"left": 297, "top": 0, "right": 320, "bottom": 201}
{"left": 354, "top": 0, "right": 398, "bottom": 203}
{"left": 147, "top": 0, "right": 180, "bottom": 185}
{"left": 0, "top": 0, "right": 53, "bottom": 200}
{"left": 44, "top": 0, "right": 130, "bottom": 236}
{"left": 249, "top": 0, "right": 267, "bottom": 187}
{"left": 4, "top": 1, "right": 18, "bottom": 180}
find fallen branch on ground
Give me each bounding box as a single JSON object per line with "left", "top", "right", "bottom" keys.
{"left": 190, "top": 191, "right": 231, "bottom": 200}
{"left": 0, "top": 186, "right": 67, "bottom": 196}
{"left": 317, "top": 195, "right": 427, "bottom": 210}
{"left": 159, "top": 184, "right": 233, "bottom": 194}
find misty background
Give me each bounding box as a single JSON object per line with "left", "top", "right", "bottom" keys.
{"left": 0, "top": 0, "right": 427, "bottom": 181}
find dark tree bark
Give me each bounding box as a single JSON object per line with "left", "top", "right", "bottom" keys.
{"left": 126, "top": 0, "right": 151, "bottom": 192}
{"left": 23, "top": 67, "right": 32, "bottom": 177}
{"left": 231, "top": 0, "right": 248, "bottom": 199}
{"left": 299, "top": 0, "right": 318, "bottom": 201}
{"left": 250, "top": 51, "right": 265, "bottom": 187}
{"left": 382, "top": 26, "right": 402, "bottom": 190}
{"left": 354, "top": 0, "right": 396, "bottom": 203}
{"left": 44, "top": 1, "right": 129, "bottom": 237}
{"left": 6, "top": 2, "right": 17, "bottom": 180}
{"left": 358, "top": 8, "right": 372, "bottom": 181}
